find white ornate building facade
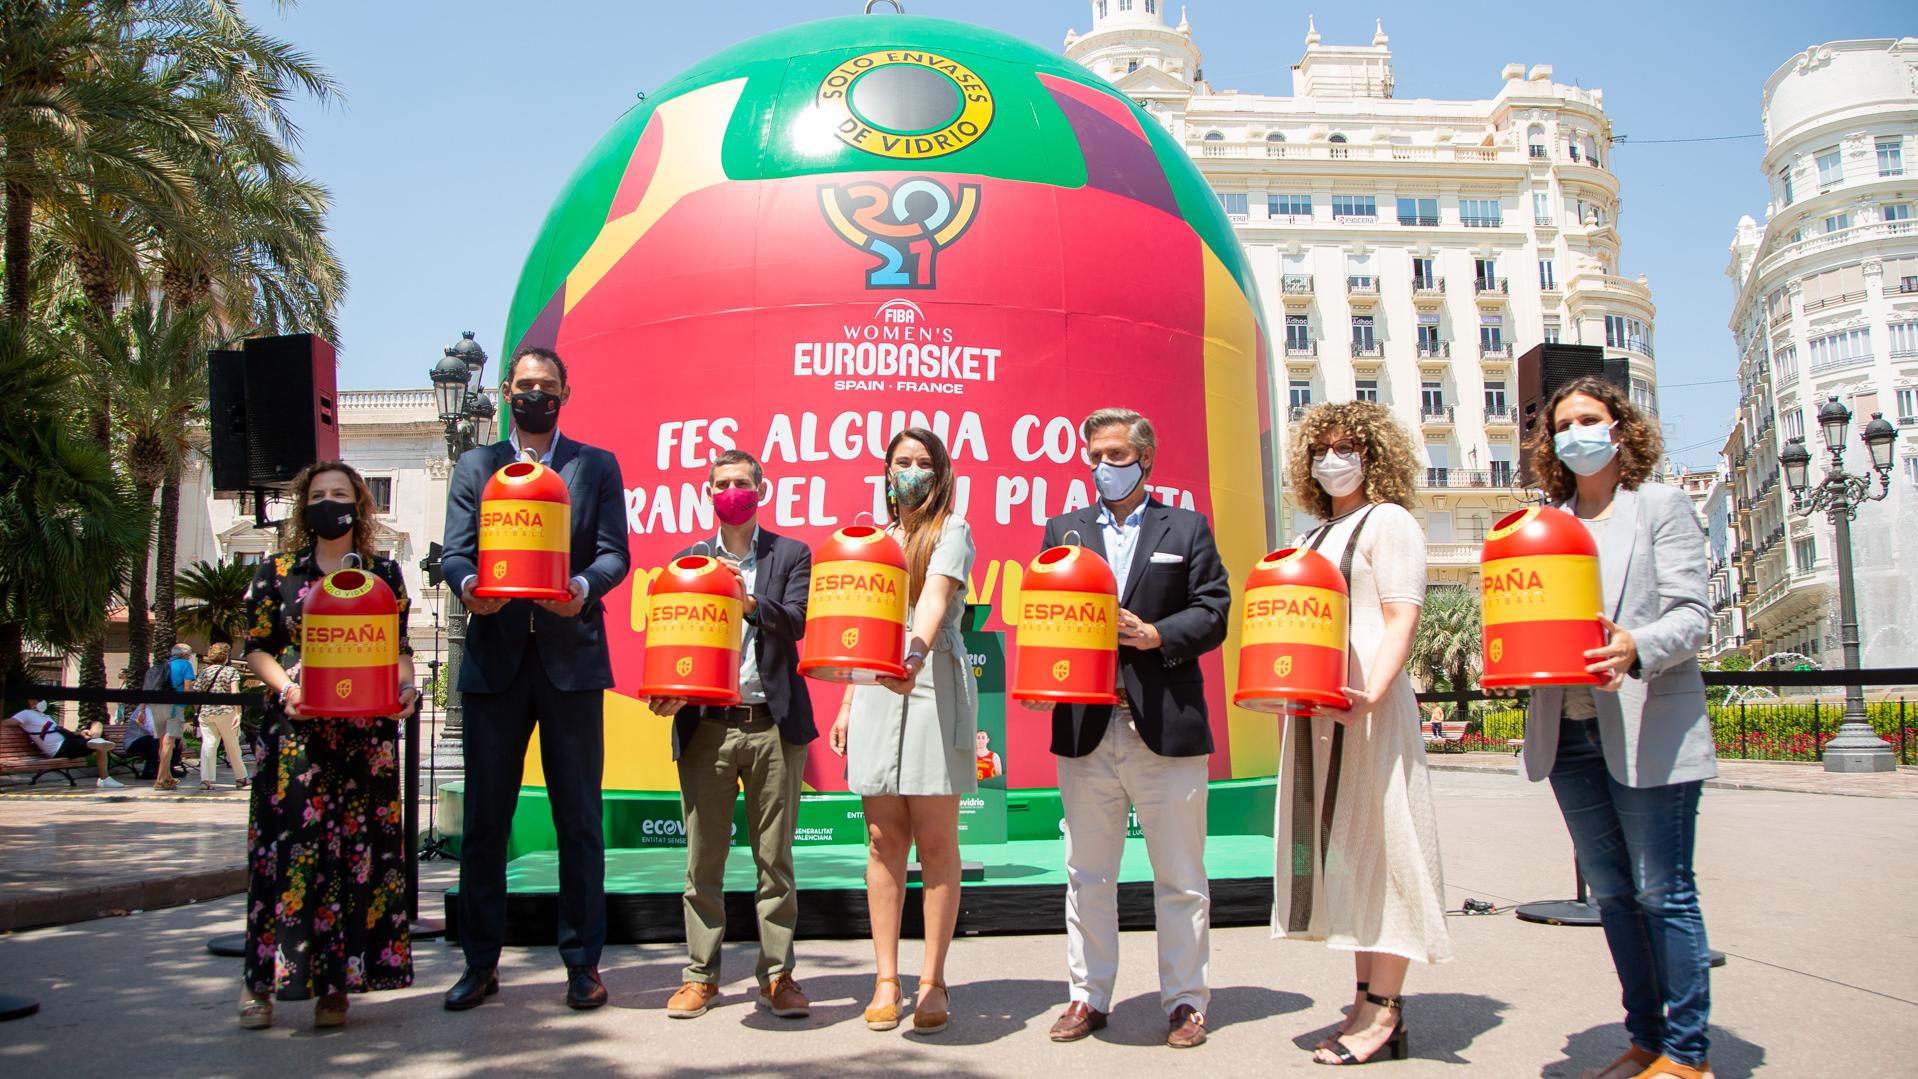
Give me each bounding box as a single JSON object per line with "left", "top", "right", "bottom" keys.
{"left": 1680, "top": 465, "right": 1745, "bottom": 660}
{"left": 1724, "top": 38, "right": 1918, "bottom": 665}
{"left": 1067, "top": 2, "right": 1660, "bottom": 583}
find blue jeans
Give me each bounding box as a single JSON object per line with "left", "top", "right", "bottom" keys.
{"left": 1548, "top": 717, "right": 1711, "bottom": 1067}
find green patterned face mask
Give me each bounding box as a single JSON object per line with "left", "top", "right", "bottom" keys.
{"left": 890, "top": 466, "right": 934, "bottom": 508}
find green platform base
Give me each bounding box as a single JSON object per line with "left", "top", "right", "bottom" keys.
{"left": 435, "top": 777, "right": 1277, "bottom": 860}
{"left": 437, "top": 777, "right": 1281, "bottom": 944}
{"left": 444, "top": 834, "right": 1279, "bottom": 945}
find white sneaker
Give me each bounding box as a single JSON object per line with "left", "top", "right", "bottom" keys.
{"left": 86, "top": 738, "right": 113, "bottom": 750}
{"left": 97, "top": 777, "right": 124, "bottom": 789}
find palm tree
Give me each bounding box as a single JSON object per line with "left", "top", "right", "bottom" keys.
{"left": 1410, "top": 584, "right": 1483, "bottom": 720}
{"left": 84, "top": 297, "right": 205, "bottom": 683}
{"left": 0, "top": 0, "right": 204, "bottom": 322}
{"left": 143, "top": 6, "right": 342, "bottom": 663}
{"left": 174, "top": 557, "right": 252, "bottom": 644}
{"left": 0, "top": 322, "right": 145, "bottom": 701}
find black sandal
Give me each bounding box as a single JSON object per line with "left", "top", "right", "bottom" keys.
{"left": 1315, "top": 993, "right": 1408, "bottom": 1066}
{"left": 1313, "top": 981, "right": 1368, "bottom": 1052}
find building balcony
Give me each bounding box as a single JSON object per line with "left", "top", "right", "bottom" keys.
{"left": 1412, "top": 277, "right": 1445, "bottom": 305}
{"left": 1351, "top": 342, "right": 1383, "bottom": 360}
{"left": 1420, "top": 405, "right": 1456, "bottom": 429}
{"left": 1288, "top": 404, "right": 1313, "bottom": 422}
{"left": 1426, "top": 542, "right": 1480, "bottom": 567}
{"left": 1479, "top": 343, "right": 1513, "bottom": 364}
{"left": 1485, "top": 405, "right": 1519, "bottom": 428}
{"left": 1397, "top": 215, "right": 1440, "bottom": 228}
{"left": 1808, "top": 351, "right": 1874, "bottom": 377}
{"left": 1282, "top": 274, "right": 1315, "bottom": 298}
{"left": 1474, "top": 278, "right": 1509, "bottom": 304}
{"left": 1346, "top": 278, "right": 1380, "bottom": 305}
{"left": 1753, "top": 220, "right": 1914, "bottom": 283}
{"left": 1418, "top": 468, "right": 1515, "bottom": 490}
{"left": 1416, "top": 344, "right": 1451, "bottom": 369}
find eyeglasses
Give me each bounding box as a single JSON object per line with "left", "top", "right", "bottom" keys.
{"left": 1307, "top": 441, "right": 1360, "bottom": 461}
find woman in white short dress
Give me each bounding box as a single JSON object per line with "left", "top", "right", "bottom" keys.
{"left": 830, "top": 426, "right": 977, "bottom": 1036}
{"left": 1273, "top": 402, "right": 1452, "bottom": 1066}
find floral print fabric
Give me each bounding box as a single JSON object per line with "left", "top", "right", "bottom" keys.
{"left": 241, "top": 549, "right": 414, "bottom": 1000}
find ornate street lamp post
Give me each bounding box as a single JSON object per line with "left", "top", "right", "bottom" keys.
{"left": 1779, "top": 396, "right": 1900, "bottom": 773}
{"left": 428, "top": 331, "right": 496, "bottom": 741}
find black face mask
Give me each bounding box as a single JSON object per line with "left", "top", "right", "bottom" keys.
{"left": 304, "top": 499, "right": 356, "bottom": 541}
{"left": 511, "top": 389, "right": 561, "bottom": 435}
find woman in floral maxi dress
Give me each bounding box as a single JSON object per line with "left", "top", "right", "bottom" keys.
{"left": 238, "top": 461, "right": 419, "bottom": 1029}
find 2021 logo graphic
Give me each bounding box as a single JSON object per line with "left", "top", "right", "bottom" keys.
{"left": 820, "top": 176, "right": 980, "bottom": 290}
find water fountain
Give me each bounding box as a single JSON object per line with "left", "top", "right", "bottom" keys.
{"left": 1722, "top": 651, "right": 1824, "bottom": 706}
{"left": 1851, "top": 474, "right": 1917, "bottom": 670}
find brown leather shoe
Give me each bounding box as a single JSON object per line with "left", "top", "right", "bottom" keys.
{"left": 756, "top": 974, "right": 810, "bottom": 1019}
{"left": 666, "top": 981, "right": 720, "bottom": 1019}
{"left": 1048, "top": 1001, "right": 1108, "bottom": 1042}
{"left": 1167, "top": 1003, "right": 1207, "bottom": 1048}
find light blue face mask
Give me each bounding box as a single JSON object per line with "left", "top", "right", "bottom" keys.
{"left": 1553, "top": 421, "right": 1619, "bottom": 476}
{"left": 1093, "top": 460, "right": 1144, "bottom": 502}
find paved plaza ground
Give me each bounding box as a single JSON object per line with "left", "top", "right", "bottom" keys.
{"left": 2, "top": 763, "right": 1913, "bottom": 1076}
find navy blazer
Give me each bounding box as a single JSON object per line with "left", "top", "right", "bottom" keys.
{"left": 1041, "top": 499, "right": 1232, "bottom": 758}
{"left": 669, "top": 528, "right": 817, "bottom": 756}
{"left": 441, "top": 434, "right": 631, "bottom": 694}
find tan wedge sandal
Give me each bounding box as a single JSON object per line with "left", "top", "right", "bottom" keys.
{"left": 238, "top": 994, "right": 273, "bottom": 1030}
{"left": 1632, "top": 1057, "right": 1713, "bottom": 1079}
{"left": 314, "top": 992, "right": 348, "bottom": 1028}
{"left": 864, "top": 976, "right": 902, "bottom": 1031}
{"left": 911, "top": 980, "right": 949, "bottom": 1035}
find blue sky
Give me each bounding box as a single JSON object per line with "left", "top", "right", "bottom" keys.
{"left": 252, "top": 0, "right": 1910, "bottom": 468}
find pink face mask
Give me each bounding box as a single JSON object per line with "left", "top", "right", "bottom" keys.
{"left": 713, "top": 487, "right": 759, "bottom": 526}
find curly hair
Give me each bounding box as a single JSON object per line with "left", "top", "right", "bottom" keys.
{"left": 1285, "top": 401, "right": 1421, "bottom": 520}
{"left": 1526, "top": 376, "right": 1661, "bottom": 503}
{"left": 279, "top": 459, "right": 380, "bottom": 564}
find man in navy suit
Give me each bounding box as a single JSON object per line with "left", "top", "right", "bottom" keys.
{"left": 1032, "top": 408, "right": 1232, "bottom": 1050}
{"left": 440, "top": 345, "right": 631, "bottom": 1012}
{"left": 647, "top": 449, "right": 815, "bottom": 1021}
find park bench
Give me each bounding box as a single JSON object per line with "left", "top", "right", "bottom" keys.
{"left": 1421, "top": 719, "right": 1468, "bottom": 745}
{"left": 0, "top": 721, "right": 104, "bottom": 787}
{"left": 99, "top": 722, "right": 149, "bottom": 780}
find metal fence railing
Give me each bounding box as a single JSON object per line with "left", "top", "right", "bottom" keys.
{"left": 1414, "top": 668, "right": 1917, "bottom": 765}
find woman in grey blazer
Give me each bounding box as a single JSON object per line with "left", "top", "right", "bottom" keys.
{"left": 1518, "top": 376, "right": 1716, "bottom": 1079}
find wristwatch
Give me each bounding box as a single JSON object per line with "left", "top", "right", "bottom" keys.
{"left": 905, "top": 650, "right": 927, "bottom": 667}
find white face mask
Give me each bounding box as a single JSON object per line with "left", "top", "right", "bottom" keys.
{"left": 1310, "top": 450, "right": 1365, "bottom": 498}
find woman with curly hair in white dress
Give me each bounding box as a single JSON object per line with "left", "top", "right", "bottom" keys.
{"left": 1274, "top": 401, "right": 1452, "bottom": 1066}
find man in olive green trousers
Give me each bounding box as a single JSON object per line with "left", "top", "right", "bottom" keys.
{"left": 647, "top": 450, "right": 816, "bottom": 1020}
